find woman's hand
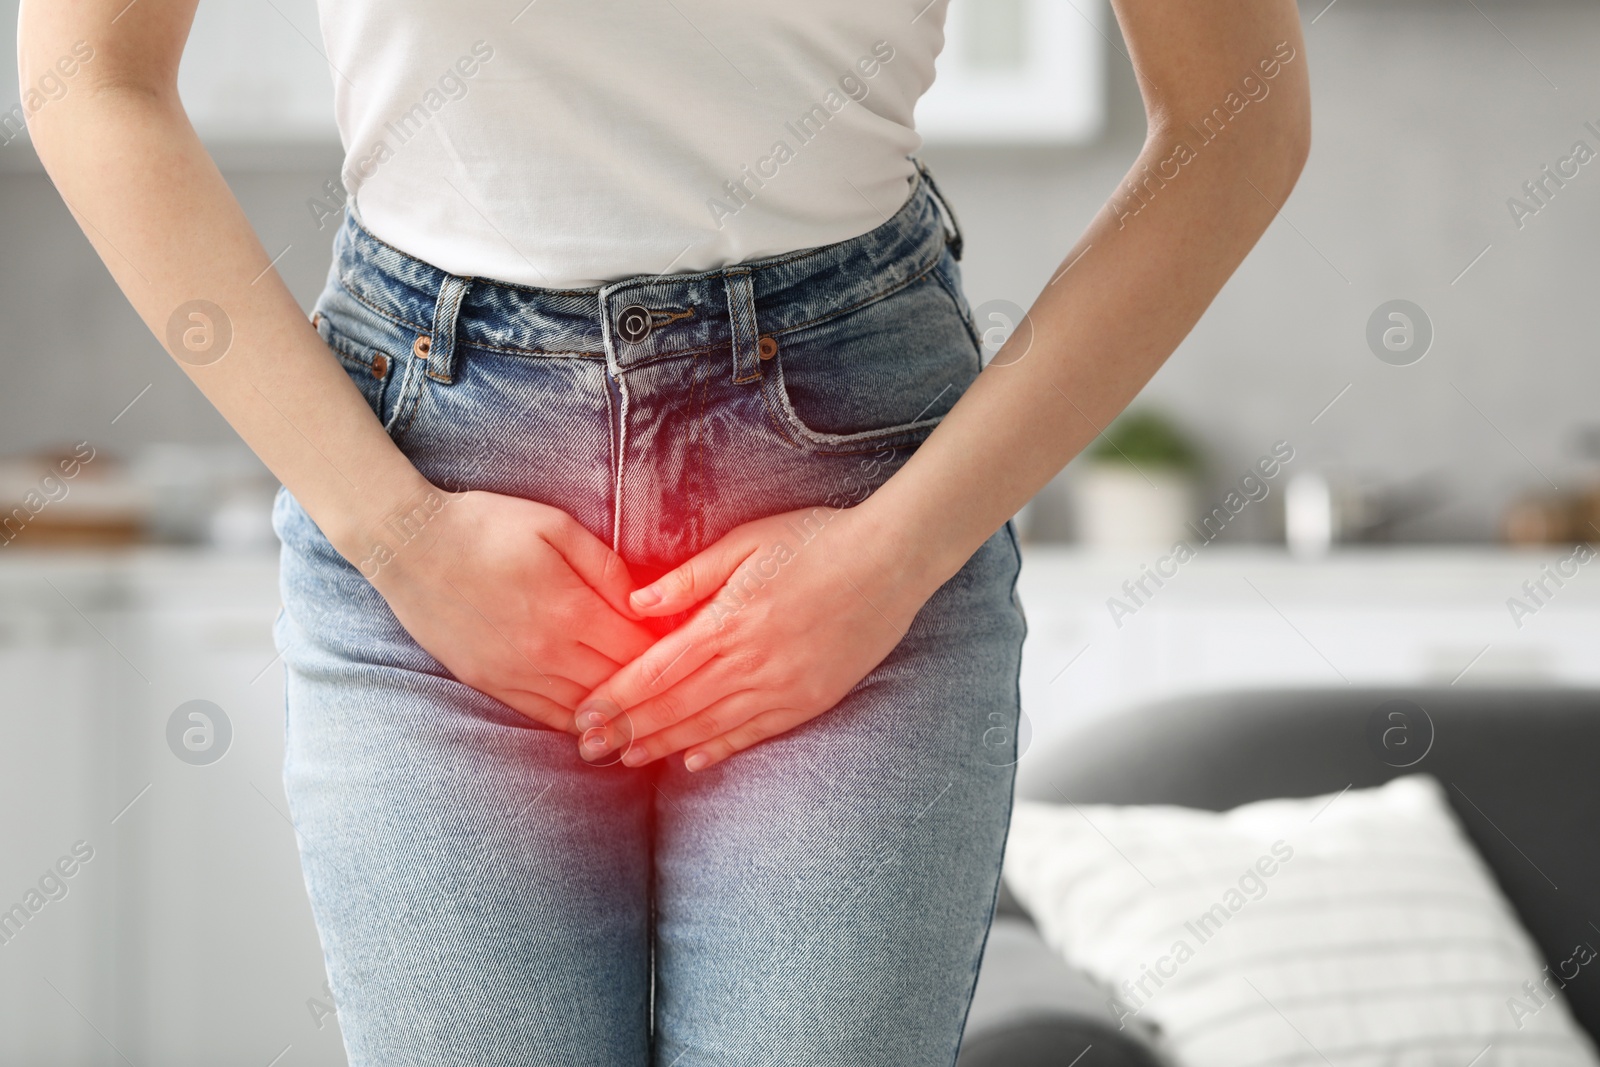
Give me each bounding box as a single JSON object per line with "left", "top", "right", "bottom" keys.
{"left": 364, "top": 489, "right": 658, "bottom": 733}
{"left": 572, "top": 504, "right": 938, "bottom": 770}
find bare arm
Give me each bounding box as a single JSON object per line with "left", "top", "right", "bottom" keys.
{"left": 21, "top": 0, "right": 656, "bottom": 728}
{"left": 581, "top": 0, "right": 1313, "bottom": 769}
{"left": 19, "top": 0, "right": 427, "bottom": 560}
{"left": 872, "top": 0, "right": 1313, "bottom": 591}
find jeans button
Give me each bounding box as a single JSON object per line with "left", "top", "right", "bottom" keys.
{"left": 616, "top": 305, "right": 652, "bottom": 345}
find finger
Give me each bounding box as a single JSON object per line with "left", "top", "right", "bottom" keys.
{"left": 573, "top": 627, "right": 717, "bottom": 730}
{"left": 524, "top": 674, "right": 592, "bottom": 711}
{"left": 554, "top": 643, "right": 630, "bottom": 688}
{"left": 628, "top": 534, "right": 760, "bottom": 617}
{"left": 615, "top": 660, "right": 748, "bottom": 745}
{"left": 466, "top": 656, "right": 590, "bottom": 712}
{"left": 608, "top": 690, "right": 769, "bottom": 767}
{"left": 532, "top": 653, "right": 622, "bottom": 704}
{"left": 681, "top": 707, "right": 815, "bottom": 771}
{"left": 472, "top": 624, "right": 613, "bottom": 707}
{"left": 435, "top": 573, "right": 602, "bottom": 703}
{"left": 492, "top": 687, "right": 584, "bottom": 734}
{"left": 571, "top": 587, "right": 657, "bottom": 665}
{"left": 542, "top": 513, "right": 643, "bottom": 620}
{"left": 580, "top": 662, "right": 751, "bottom": 761}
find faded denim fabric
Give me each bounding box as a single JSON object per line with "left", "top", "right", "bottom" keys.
{"left": 273, "top": 165, "right": 1027, "bottom": 1067}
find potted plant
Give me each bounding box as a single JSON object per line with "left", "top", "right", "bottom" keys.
{"left": 1071, "top": 409, "right": 1203, "bottom": 548}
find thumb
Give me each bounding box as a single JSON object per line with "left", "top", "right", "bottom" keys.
{"left": 630, "top": 535, "right": 758, "bottom": 616}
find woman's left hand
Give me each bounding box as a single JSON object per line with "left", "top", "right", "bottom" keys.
{"left": 572, "top": 504, "right": 937, "bottom": 771}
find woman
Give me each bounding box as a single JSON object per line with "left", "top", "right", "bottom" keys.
{"left": 20, "top": 1, "right": 1310, "bottom": 1062}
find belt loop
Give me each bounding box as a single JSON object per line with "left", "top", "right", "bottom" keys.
{"left": 727, "top": 269, "right": 762, "bottom": 384}
{"left": 911, "top": 156, "right": 964, "bottom": 261}
{"left": 426, "top": 274, "right": 473, "bottom": 383}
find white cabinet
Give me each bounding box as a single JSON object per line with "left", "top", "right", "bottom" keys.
{"left": 1015, "top": 546, "right": 1600, "bottom": 761}
{"left": 0, "top": 551, "right": 344, "bottom": 1067}
{"left": 124, "top": 557, "right": 344, "bottom": 1067}
{"left": 0, "top": 571, "right": 116, "bottom": 1067}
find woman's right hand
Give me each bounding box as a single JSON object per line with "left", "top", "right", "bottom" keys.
{"left": 360, "top": 489, "right": 657, "bottom": 733}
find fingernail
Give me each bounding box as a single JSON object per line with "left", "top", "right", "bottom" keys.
{"left": 575, "top": 702, "right": 607, "bottom": 727}
{"left": 621, "top": 748, "right": 648, "bottom": 767}
{"left": 684, "top": 753, "right": 710, "bottom": 772}
{"left": 631, "top": 587, "right": 662, "bottom": 608}
{"left": 584, "top": 732, "right": 608, "bottom": 750}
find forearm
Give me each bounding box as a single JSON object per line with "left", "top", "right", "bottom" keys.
{"left": 27, "top": 84, "right": 428, "bottom": 561}
{"left": 868, "top": 75, "right": 1310, "bottom": 591}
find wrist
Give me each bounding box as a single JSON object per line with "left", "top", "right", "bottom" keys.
{"left": 320, "top": 467, "right": 445, "bottom": 577}
{"left": 850, "top": 490, "right": 976, "bottom": 602}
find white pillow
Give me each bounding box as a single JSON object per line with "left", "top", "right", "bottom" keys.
{"left": 1004, "top": 776, "right": 1599, "bottom": 1067}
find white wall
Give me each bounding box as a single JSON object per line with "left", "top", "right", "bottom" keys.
{"left": 925, "top": 0, "right": 1600, "bottom": 542}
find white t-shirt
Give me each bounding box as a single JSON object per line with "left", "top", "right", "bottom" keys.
{"left": 315, "top": 1, "right": 950, "bottom": 289}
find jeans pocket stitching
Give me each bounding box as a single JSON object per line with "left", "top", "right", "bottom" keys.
{"left": 316, "top": 315, "right": 402, "bottom": 430}
{"left": 758, "top": 352, "right": 943, "bottom": 455}
{"left": 387, "top": 357, "right": 427, "bottom": 444}
{"left": 335, "top": 266, "right": 431, "bottom": 336}
{"left": 689, "top": 351, "right": 710, "bottom": 550}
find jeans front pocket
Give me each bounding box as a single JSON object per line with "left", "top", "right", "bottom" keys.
{"left": 312, "top": 278, "right": 427, "bottom": 445}
{"left": 759, "top": 250, "right": 982, "bottom": 456}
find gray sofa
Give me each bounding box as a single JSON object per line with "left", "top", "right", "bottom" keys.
{"left": 958, "top": 687, "right": 1600, "bottom": 1065}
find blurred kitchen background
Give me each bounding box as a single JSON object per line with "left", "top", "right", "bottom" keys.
{"left": 4, "top": 0, "right": 1600, "bottom": 1063}
{"left": 6, "top": 0, "right": 1600, "bottom": 549}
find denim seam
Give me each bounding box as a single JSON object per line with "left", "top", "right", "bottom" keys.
{"left": 335, "top": 268, "right": 432, "bottom": 335}
{"left": 762, "top": 405, "right": 940, "bottom": 455}
{"left": 339, "top": 245, "right": 939, "bottom": 363}
{"left": 457, "top": 341, "right": 606, "bottom": 360}
{"left": 725, "top": 268, "right": 763, "bottom": 384}
{"left": 689, "top": 351, "right": 708, "bottom": 551}
{"left": 424, "top": 276, "right": 472, "bottom": 384}
{"left": 758, "top": 312, "right": 948, "bottom": 454}
{"left": 317, "top": 319, "right": 401, "bottom": 430}
{"left": 341, "top": 214, "right": 453, "bottom": 282}
{"left": 930, "top": 262, "right": 984, "bottom": 360}
{"left": 611, "top": 342, "right": 722, "bottom": 373}
{"left": 761, "top": 248, "right": 944, "bottom": 344}
{"left": 333, "top": 192, "right": 941, "bottom": 363}
{"left": 948, "top": 519, "right": 1027, "bottom": 1067}
{"left": 610, "top": 371, "right": 631, "bottom": 554}
{"left": 756, "top": 375, "right": 940, "bottom": 457}
{"left": 387, "top": 348, "right": 427, "bottom": 443}
{"left": 317, "top": 314, "right": 386, "bottom": 369}
{"left": 329, "top": 339, "right": 382, "bottom": 376}
{"left": 750, "top": 252, "right": 951, "bottom": 454}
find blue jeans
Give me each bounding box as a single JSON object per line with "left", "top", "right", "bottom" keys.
{"left": 274, "top": 164, "right": 1027, "bottom": 1066}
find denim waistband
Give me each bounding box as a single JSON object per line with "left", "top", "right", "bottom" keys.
{"left": 328, "top": 160, "right": 964, "bottom": 381}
